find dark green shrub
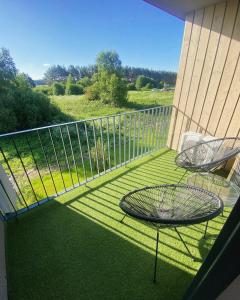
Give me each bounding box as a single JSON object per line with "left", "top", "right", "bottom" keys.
{"left": 66, "top": 84, "right": 84, "bottom": 95}
{"left": 85, "top": 84, "right": 99, "bottom": 101}
{"left": 0, "top": 86, "right": 63, "bottom": 133}
{"left": 127, "top": 83, "right": 136, "bottom": 91}
{"left": 52, "top": 82, "right": 65, "bottom": 95}
{"left": 33, "top": 85, "right": 52, "bottom": 95}
{"left": 77, "top": 76, "right": 92, "bottom": 88}
{"left": 135, "top": 75, "right": 156, "bottom": 90}
{"left": 158, "top": 81, "right": 164, "bottom": 89}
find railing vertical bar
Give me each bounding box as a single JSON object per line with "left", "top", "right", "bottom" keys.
{"left": 154, "top": 107, "right": 161, "bottom": 150}
{"left": 119, "top": 115, "right": 122, "bottom": 166}
{"left": 92, "top": 120, "right": 100, "bottom": 176}
{"left": 141, "top": 111, "right": 145, "bottom": 156}
{"left": 162, "top": 107, "right": 168, "bottom": 148}
{"left": 84, "top": 123, "right": 93, "bottom": 179}
{"left": 124, "top": 114, "right": 126, "bottom": 164}
{"left": 26, "top": 135, "right": 49, "bottom": 199}
{"left": 48, "top": 128, "right": 67, "bottom": 192}
{"left": 66, "top": 125, "right": 81, "bottom": 185}
{"left": 99, "top": 119, "right": 106, "bottom": 174}
{"left": 113, "top": 116, "right": 116, "bottom": 168}
{"left": 11, "top": 138, "right": 39, "bottom": 204}
{"left": 0, "top": 146, "right": 28, "bottom": 208}
{"left": 157, "top": 107, "right": 164, "bottom": 149}
{"left": 37, "top": 131, "right": 58, "bottom": 195}
{"left": 0, "top": 178, "right": 18, "bottom": 216}
{"left": 137, "top": 111, "right": 141, "bottom": 158}
{"left": 128, "top": 114, "right": 131, "bottom": 162}
{"left": 106, "top": 117, "right": 111, "bottom": 170}
{"left": 133, "top": 112, "right": 136, "bottom": 160}
{"left": 150, "top": 108, "right": 156, "bottom": 152}
{"left": 75, "top": 124, "right": 87, "bottom": 182}
{"left": 59, "top": 126, "right": 74, "bottom": 186}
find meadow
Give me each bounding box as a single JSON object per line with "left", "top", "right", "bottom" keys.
{"left": 0, "top": 91, "right": 173, "bottom": 211}
{"left": 51, "top": 90, "right": 174, "bottom": 120}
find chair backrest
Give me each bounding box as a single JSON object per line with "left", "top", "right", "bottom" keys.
{"left": 175, "top": 137, "right": 240, "bottom": 172}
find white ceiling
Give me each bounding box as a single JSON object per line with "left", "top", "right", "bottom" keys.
{"left": 144, "top": 0, "right": 223, "bottom": 19}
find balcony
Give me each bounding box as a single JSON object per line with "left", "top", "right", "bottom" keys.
{"left": 0, "top": 107, "right": 230, "bottom": 299}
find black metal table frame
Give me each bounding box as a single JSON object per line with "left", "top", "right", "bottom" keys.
{"left": 120, "top": 184, "right": 223, "bottom": 283}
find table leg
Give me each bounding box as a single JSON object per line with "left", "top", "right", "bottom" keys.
{"left": 174, "top": 227, "right": 195, "bottom": 261}
{"left": 153, "top": 229, "right": 159, "bottom": 283}
{"left": 203, "top": 221, "right": 208, "bottom": 239}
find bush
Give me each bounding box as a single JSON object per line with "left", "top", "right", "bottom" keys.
{"left": 143, "top": 82, "right": 154, "bottom": 90}
{"left": 135, "top": 75, "right": 156, "bottom": 90}
{"left": 85, "top": 84, "right": 99, "bottom": 101}
{"left": 0, "top": 85, "right": 62, "bottom": 133}
{"left": 52, "top": 82, "right": 65, "bottom": 95}
{"left": 158, "top": 81, "right": 164, "bottom": 89}
{"left": 85, "top": 71, "right": 128, "bottom": 106}
{"left": 66, "top": 84, "right": 84, "bottom": 95}
{"left": 127, "top": 83, "right": 136, "bottom": 91}
{"left": 33, "top": 85, "right": 52, "bottom": 95}
{"left": 77, "top": 76, "right": 92, "bottom": 88}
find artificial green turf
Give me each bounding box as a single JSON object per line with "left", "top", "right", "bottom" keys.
{"left": 6, "top": 149, "right": 228, "bottom": 300}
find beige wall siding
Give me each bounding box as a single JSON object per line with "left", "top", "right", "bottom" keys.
{"left": 167, "top": 0, "right": 240, "bottom": 150}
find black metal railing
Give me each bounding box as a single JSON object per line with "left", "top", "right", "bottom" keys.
{"left": 0, "top": 105, "right": 172, "bottom": 218}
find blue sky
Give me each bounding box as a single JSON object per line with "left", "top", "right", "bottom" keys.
{"left": 0, "top": 0, "right": 184, "bottom": 79}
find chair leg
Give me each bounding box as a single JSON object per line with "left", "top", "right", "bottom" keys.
{"left": 174, "top": 228, "right": 195, "bottom": 261}
{"left": 153, "top": 229, "right": 159, "bottom": 283}
{"left": 203, "top": 221, "right": 208, "bottom": 239}
{"left": 178, "top": 169, "right": 188, "bottom": 184}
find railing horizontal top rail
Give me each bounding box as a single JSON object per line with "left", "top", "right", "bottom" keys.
{"left": 0, "top": 105, "right": 173, "bottom": 138}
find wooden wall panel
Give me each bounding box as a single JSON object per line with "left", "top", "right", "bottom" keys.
{"left": 167, "top": 0, "right": 240, "bottom": 150}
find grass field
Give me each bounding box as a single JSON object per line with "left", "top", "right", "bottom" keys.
{"left": 51, "top": 90, "right": 174, "bottom": 120}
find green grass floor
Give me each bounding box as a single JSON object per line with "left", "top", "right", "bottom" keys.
{"left": 6, "top": 149, "right": 228, "bottom": 300}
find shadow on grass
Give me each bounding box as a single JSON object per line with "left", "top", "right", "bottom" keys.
{"left": 6, "top": 200, "right": 194, "bottom": 300}
{"left": 6, "top": 149, "right": 226, "bottom": 300}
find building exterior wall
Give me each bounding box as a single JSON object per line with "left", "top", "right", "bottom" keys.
{"left": 167, "top": 0, "right": 240, "bottom": 150}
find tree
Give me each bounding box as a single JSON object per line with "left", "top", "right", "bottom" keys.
{"left": 68, "top": 65, "right": 80, "bottom": 81}
{"left": 0, "top": 47, "right": 17, "bottom": 89}
{"left": 44, "top": 65, "right": 68, "bottom": 85}
{"left": 96, "top": 51, "right": 122, "bottom": 74}
{"left": 77, "top": 76, "right": 92, "bottom": 88}
{"left": 16, "top": 73, "right": 35, "bottom": 88}
{"left": 65, "top": 74, "right": 73, "bottom": 95}
{"left": 86, "top": 69, "right": 127, "bottom": 105}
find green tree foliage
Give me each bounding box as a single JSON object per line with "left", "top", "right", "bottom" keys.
{"left": 96, "top": 51, "right": 122, "bottom": 74}
{"left": 66, "top": 84, "right": 84, "bottom": 95}
{"left": 33, "top": 85, "right": 53, "bottom": 95}
{"left": 44, "top": 65, "right": 68, "bottom": 85}
{"left": 65, "top": 74, "right": 74, "bottom": 95}
{"left": 67, "top": 65, "right": 80, "bottom": 82}
{"left": 0, "top": 47, "right": 17, "bottom": 90}
{"left": 127, "top": 83, "right": 136, "bottom": 91}
{"left": 122, "top": 66, "right": 176, "bottom": 85}
{"left": 52, "top": 82, "right": 65, "bottom": 95}
{"left": 16, "top": 73, "right": 36, "bottom": 89}
{"left": 85, "top": 51, "right": 127, "bottom": 106}
{"left": 77, "top": 76, "right": 92, "bottom": 88}
{"left": 159, "top": 81, "right": 164, "bottom": 89}
{"left": 135, "top": 75, "right": 156, "bottom": 90}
